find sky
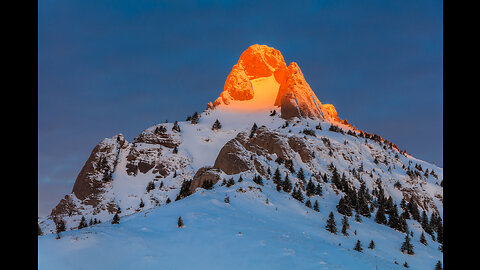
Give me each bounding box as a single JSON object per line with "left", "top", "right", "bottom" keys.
{"left": 38, "top": 0, "right": 443, "bottom": 217}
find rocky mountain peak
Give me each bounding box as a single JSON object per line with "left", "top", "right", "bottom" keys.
{"left": 212, "top": 45, "right": 349, "bottom": 125}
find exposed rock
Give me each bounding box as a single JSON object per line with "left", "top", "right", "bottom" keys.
{"left": 213, "top": 138, "right": 251, "bottom": 175}
{"left": 322, "top": 104, "right": 340, "bottom": 122}
{"left": 207, "top": 101, "right": 214, "bottom": 110}
{"left": 125, "top": 147, "right": 161, "bottom": 175}
{"left": 189, "top": 167, "right": 222, "bottom": 193}
{"left": 280, "top": 91, "right": 302, "bottom": 120}
{"left": 278, "top": 62, "right": 325, "bottom": 120}
{"left": 288, "top": 136, "right": 312, "bottom": 163}
{"left": 71, "top": 135, "right": 125, "bottom": 205}
{"left": 133, "top": 129, "right": 180, "bottom": 148}
{"left": 214, "top": 44, "right": 288, "bottom": 107}
{"left": 237, "top": 44, "right": 287, "bottom": 82}
{"left": 50, "top": 195, "right": 80, "bottom": 217}
{"left": 224, "top": 63, "right": 254, "bottom": 101}
{"left": 245, "top": 126, "right": 291, "bottom": 161}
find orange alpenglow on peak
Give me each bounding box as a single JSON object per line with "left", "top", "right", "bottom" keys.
{"left": 212, "top": 44, "right": 348, "bottom": 124}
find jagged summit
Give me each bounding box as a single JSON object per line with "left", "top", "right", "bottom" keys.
{"left": 212, "top": 44, "right": 344, "bottom": 124}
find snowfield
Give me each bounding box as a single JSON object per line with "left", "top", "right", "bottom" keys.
{"left": 39, "top": 173, "right": 442, "bottom": 270}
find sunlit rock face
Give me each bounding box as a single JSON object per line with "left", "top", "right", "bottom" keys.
{"left": 237, "top": 44, "right": 288, "bottom": 82}
{"left": 214, "top": 44, "right": 287, "bottom": 108}
{"left": 277, "top": 62, "right": 325, "bottom": 120}
{"left": 322, "top": 104, "right": 340, "bottom": 122}
{"left": 212, "top": 44, "right": 349, "bottom": 123}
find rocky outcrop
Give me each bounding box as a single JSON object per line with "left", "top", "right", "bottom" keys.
{"left": 50, "top": 195, "right": 81, "bottom": 217}
{"left": 213, "top": 126, "right": 313, "bottom": 175}
{"left": 277, "top": 62, "right": 325, "bottom": 120}
{"left": 133, "top": 125, "right": 180, "bottom": 148}
{"left": 189, "top": 167, "right": 222, "bottom": 193}
{"left": 237, "top": 44, "right": 287, "bottom": 82}
{"left": 322, "top": 104, "right": 340, "bottom": 122}
{"left": 212, "top": 44, "right": 329, "bottom": 123}
{"left": 223, "top": 64, "right": 254, "bottom": 101}
{"left": 288, "top": 136, "right": 312, "bottom": 163}
{"left": 125, "top": 147, "right": 161, "bottom": 176}
{"left": 280, "top": 91, "right": 302, "bottom": 120}
{"left": 213, "top": 137, "right": 252, "bottom": 175}
{"left": 71, "top": 134, "right": 127, "bottom": 206}
{"left": 214, "top": 44, "right": 288, "bottom": 107}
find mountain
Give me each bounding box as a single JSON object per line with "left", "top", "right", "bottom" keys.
{"left": 38, "top": 45, "right": 443, "bottom": 270}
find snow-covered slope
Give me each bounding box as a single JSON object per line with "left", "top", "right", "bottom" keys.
{"left": 39, "top": 171, "right": 442, "bottom": 270}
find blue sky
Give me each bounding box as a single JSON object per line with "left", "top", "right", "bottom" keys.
{"left": 38, "top": 0, "right": 443, "bottom": 217}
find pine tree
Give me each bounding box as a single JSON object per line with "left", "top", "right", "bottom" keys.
{"left": 306, "top": 180, "right": 315, "bottom": 197}
{"left": 166, "top": 198, "right": 171, "bottom": 204}
{"left": 305, "top": 199, "right": 312, "bottom": 208}
{"left": 421, "top": 210, "right": 433, "bottom": 235}
{"left": 375, "top": 204, "right": 387, "bottom": 225}
{"left": 253, "top": 175, "right": 263, "bottom": 186}
{"left": 190, "top": 112, "right": 199, "bottom": 124}
{"left": 354, "top": 240, "right": 363, "bottom": 252}
{"left": 315, "top": 183, "right": 323, "bottom": 196}
{"left": 400, "top": 234, "right": 414, "bottom": 255}
{"left": 89, "top": 218, "right": 93, "bottom": 226}
{"left": 238, "top": 175, "right": 243, "bottom": 182}
{"left": 177, "top": 216, "right": 184, "bottom": 228}
{"left": 282, "top": 174, "right": 292, "bottom": 193}
{"left": 202, "top": 180, "right": 213, "bottom": 189}
{"left": 387, "top": 204, "right": 400, "bottom": 231}
{"left": 226, "top": 178, "right": 235, "bottom": 187}
{"left": 403, "top": 262, "right": 409, "bottom": 268}
{"left": 313, "top": 200, "right": 320, "bottom": 212}
{"left": 341, "top": 216, "right": 350, "bottom": 236}
{"left": 297, "top": 168, "right": 305, "bottom": 181}
{"left": 224, "top": 195, "right": 230, "bottom": 204}
{"left": 420, "top": 231, "right": 427, "bottom": 246}
{"left": 434, "top": 261, "right": 442, "bottom": 270}
{"left": 112, "top": 213, "right": 120, "bottom": 224}
{"left": 139, "top": 199, "right": 145, "bottom": 208}
{"left": 326, "top": 212, "right": 337, "bottom": 234}
{"left": 355, "top": 211, "right": 362, "bottom": 222}
{"left": 273, "top": 168, "right": 281, "bottom": 184}
{"left": 55, "top": 219, "right": 66, "bottom": 234}
{"left": 337, "top": 196, "right": 352, "bottom": 216}
{"left": 172, "top": 121, "right": 181, "bottom": 132}
{"left": 212, "top": 119, "right": 222, "bottom": 130}
{"left": 368, "top": 240, "right": 375, "bottom": 249}
{"left": 78, "top": 216, "right": 88, "bottom": 229}
{"left": 292, "top": 187, "right": 304, "bottom": 202}
{"left": 407, "top": 197, "right": 420, "bottom": 221}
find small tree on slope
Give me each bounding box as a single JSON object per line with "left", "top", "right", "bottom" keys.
{"left": 326, "top": 212, "right": 337, "bottom": 234}
{"left": 78, "top": 216, "right": 88, "bottom": 229}
{"left": 400, "top": 234, "right": 414, "bottom": 255}
{"left": 112, "top": 213, "right": 120, "bottom": 224}
{"left": 177, "top": 216, "right": 184, "bottom": 228}
{"left": 341, "top": 216, "right": 350, "bottom": 236}
{"left": 354, "top": 240, "right": 363, "bottom": 252}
